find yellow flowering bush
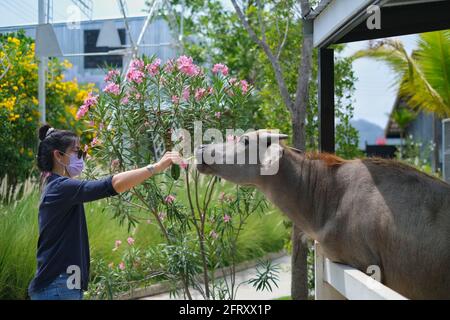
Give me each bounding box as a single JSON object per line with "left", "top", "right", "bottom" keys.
{"left": 0, "top": 31, "right": 93, "bottom": 202}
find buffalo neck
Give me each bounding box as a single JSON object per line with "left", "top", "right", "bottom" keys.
{"left": 257, "top": 149, "right": 333, "bottom": 238}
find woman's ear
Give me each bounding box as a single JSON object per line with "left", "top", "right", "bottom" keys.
{"left": 53, "top": 150, "right": 64, "bottom": 163}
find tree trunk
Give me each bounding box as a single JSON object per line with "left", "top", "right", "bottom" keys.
{"left": 290, "top": 1, "right": 313, "bottom": 299}
{"left": 291, "top": 220, "right": 309, "bottom": 300}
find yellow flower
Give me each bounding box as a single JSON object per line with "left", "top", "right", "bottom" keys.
{"left": 8, "top": 113, "right": 20, "bottom": 121}
{"left": 32, "top": 96, "right": 39, "bottom": 105}
{"left": 62, "top": 60, "right": 73, "bottom": 69}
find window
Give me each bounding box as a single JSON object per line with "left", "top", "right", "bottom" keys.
{"left": 84, "top": 28, "right": 126, "bottom": 69}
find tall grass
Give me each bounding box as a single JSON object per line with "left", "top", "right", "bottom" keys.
{"left": 0, "top": 182, "right": 289, "bottom": 300}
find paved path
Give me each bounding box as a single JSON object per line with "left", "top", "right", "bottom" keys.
{"left": 141, "top": 255, "right": 292, "bottom": 300}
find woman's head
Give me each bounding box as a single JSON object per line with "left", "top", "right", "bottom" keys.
{"left": 37, "top": 124, "right": 85, "bottom": 177}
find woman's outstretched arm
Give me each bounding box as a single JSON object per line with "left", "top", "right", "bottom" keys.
{"left": 112, "top": 151, "right": 182, "bottom": 193}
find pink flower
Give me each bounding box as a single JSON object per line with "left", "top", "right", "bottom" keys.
{"left": 89, "top": 120, "right": 95, "bottom": 127}
{"left": 195, "top": 88, "right": 207, "bottom": 102}
{"left": 119, "top": 262, "right": 126, "bottom": 270}
{"left": 226, "top": 135, "right": 236, "bottom": 142}
{"left": 182, "top": 87, "right": 190, "bottom": 101}
{"left": 104, "top": 69, "right": 120, "bottom": 82}
{"left": 113, "top": 240, "right": 122, "bottom": 251}
{"left": 111, "top": 159, "right": 120, "bottom": 169}
{"left": 164, "top": 195, "right": 176, "bottom": 204}
{"left": 208, "top": 87, "right": 214, "bottom": 95}
{"left": 215, "top": 112, "right": 221, "bottom": 119}
{"left": 130, "top": 59, "right": 144, "bottom": 70}
{"left": 76, "top": 105, "right": 88, "bottom": 119}
{"left": 76, "top": 93, "right": 98, "bottom": 119}
{"left": 212, "top": 63, "right": 229, "bottom": 76}
{"left": 126, "top": 69, "right": 145, "bottom": 84}
{"left": 176, "top": 55, "right": 200, "bottom": 76}
{"left": 103, "top": 82, "right": 120, "bottom": 95}
{"left": 240, "top": 80, "right": 249, "bottom": 93}
{"left": 209, "top": 230, "right": 218, "bottom": 239}
{"left": 223, "top": 214, "right": 231, "bottom": 223}
{"left": 145, "top": 58, "right": 161, "bottom": 76}
{"left": 85, "top": 93, "right": 98, "bottom": 107}
{"left": 121, "top": 93, "right": 130, "bottom": 105}
{"left": 91, "top": 137, "right": 99, "bottom": 147}
{"left": 180, "top": 160, "right": 188, "bottom": 170}
{"left": 127, "top": 237, "right": 135, "bottom": 245}
{"left": 158, "top": 212, "right": 166, "bottom": 220}
{"left": 229, "top": 77, "right": 237, "bottom": 85}
{"left": 164, "top": 59, "right": 175, "bottom": 73}
{"left": 171, "top": 95, "right": 180, "bottom": 104}
{"left": 83, "top": 144, "right": 89, "bottom": 153}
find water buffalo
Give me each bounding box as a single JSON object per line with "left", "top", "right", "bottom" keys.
{"left": 195, "top": 130, "right": 450, "bottom": 299}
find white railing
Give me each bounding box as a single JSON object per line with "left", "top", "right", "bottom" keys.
{"left": 314, "top": 242, "right": 408, "bottom": 300}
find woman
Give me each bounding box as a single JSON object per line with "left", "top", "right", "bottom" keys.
{"left": 28, "top": 124, "right": 182, "bottom": 300}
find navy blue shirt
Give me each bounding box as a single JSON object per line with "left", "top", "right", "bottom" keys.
{"left": 28, "top": 173, "right": 118, "bottom": 294}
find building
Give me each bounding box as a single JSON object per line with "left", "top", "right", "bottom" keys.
{"left": 385, "top": 94, "right": 442, "bottom": 172}
{"left": 0, "top": 16, "right": 178, "bottom": 87}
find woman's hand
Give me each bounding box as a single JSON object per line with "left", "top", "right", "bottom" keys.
{"left": 154, "top": 151, "right": 183, "bottom": 173}
{"left": 111, "top": 151, "right": 184, "bottom": 193}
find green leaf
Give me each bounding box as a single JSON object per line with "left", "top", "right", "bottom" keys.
{"left": 171, "top": 164, "right": 180, "bottom": 180}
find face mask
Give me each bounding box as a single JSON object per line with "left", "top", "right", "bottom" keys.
{"left": 58, "top": 151, "right": 85, "bottom": 177}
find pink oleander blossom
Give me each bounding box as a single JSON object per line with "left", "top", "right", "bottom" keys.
{"left": 182, "top": 87, "right": 190, "bottom": 101}
{"left": 195, "top": 88, "right": 207, "bottom": 102}
{"left": 177, "top": 55, "right": 200, "bottom": 76}
{"left": 76, "top": 93, "right": 98, "bottom": 119}
{"left": 126, "top": 68, "right": 145, "bottom": 84}
{"left": 171, "top": 95, "right": 180, "bottom": 104}
{"left": 212, "top": 63, "right": 229, "bottom": 76}
{"left": 113, "top": 240, "right": 122, "bottom": 251}
{"left": 209, "top": 230, "right": 218, "bottom": 239}
{"left": 223, "top": 214, "right": 231, "bottom": 223}
{"left": 215, "top": 112, "right": 221, "bottom": 119}
{"left": 130, "top": 59, "right": 144, "bottom": 70}
{"left": 91, "top": 137, "right": 99, "bottom": 147}
{"left": 158, "top": 212, "right": 166, "bottom": 220}
{"left": 127, "top": 237, "right": 135, "bottom": 245}
{"left": 119, "top": 262, "right": 126, "bottom": 270}
{"left": 226, "top": 135, "right": 236, "bottom": 142}
{"left": 240, "top": 80, "right": 249, "bottom": 93}
{"left": 180, "top": 160, "right": 188, "bottom": 170}
{"left": 146, "top": 58, "right": 161, "bottom": 76}
{"left": 164, "top": 195, "right": 176, "bottom": 204}
{"left": 103, "top": 82, "right": 120, "bottom": 95}
{"left": 164, "top": 59, "right": 175, "bottom": 73}
{"left": 104, "top": 69, "right": 120, "bottom": 82}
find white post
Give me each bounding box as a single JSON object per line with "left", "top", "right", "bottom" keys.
{"left": 38, "top": 0, "right": 46, "bottom": 124}
{"left": 314, "top": 242, "right": 346, "bottom": 300}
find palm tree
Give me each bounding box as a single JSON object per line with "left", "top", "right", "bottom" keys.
{"left": 391, "top": 107, "right": 416, "bottom": 158}
{"left": 353, "top": 30, "right": 450, "bottom": 170}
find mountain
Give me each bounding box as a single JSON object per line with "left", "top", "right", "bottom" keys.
{"left": 350, "top": 119, "right": 385, "bottom": 150}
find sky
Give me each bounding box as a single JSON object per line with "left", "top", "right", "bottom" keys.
{"left": 0, "top": 0, "right": 419, "bottom": 130}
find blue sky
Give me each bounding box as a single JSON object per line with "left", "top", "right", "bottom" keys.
{"left": 0, "top": 0, "right": 419, "bottom": 129}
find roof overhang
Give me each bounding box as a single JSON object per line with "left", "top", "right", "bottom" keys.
{"left": 313, "top": 0, "right": 450, "bottom": 48}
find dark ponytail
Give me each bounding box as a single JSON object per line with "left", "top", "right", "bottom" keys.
{"left": 37, "top": 124, "right": 78, "bottom": 184}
